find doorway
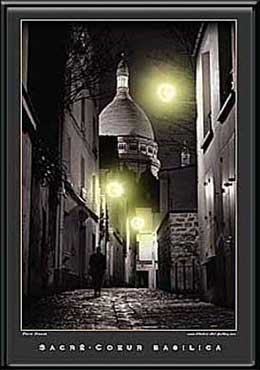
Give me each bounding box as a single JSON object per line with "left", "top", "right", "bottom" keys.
{"left": 137, "top": 271, "right": 149, "bottom": 288}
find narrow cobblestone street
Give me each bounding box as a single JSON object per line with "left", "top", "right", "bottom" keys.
{"left": 23, "top": 288, "right": 235, "bottom": 330}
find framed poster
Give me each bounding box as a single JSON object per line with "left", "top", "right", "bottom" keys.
{"left": 1, "top": 0, "right": 257, "bottom": 367}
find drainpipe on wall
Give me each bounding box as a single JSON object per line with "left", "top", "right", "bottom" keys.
{"left": 125, "top": 216, "right": 130, "bottom": 285}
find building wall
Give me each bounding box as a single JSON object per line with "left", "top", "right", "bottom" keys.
{"left": 22, "top": 23, "right": 70, "bottom": 298}
{"left": 22, "top": 130, "right": 32, "bottom": 296}
{"left": 22, "top": 24, "right": 102, "bottom": 297}
{"left": 61, "top": 90, "right": 100, "bottom": 290}
{"left": 28, "top": 180, "right": 52, "bottom": 296}
{"left": 22, "top": 23, "right": 29, "bottom": 89}
{"left": 22, "top": 23, "right": 38, "bottom": 297}
{"left": 22, "top": 24, "right": 31, "bottom": 297}
{"left": 62, "top": 202, "right": 97, "bottom": 289}
{"left": 160, "top": 165, "right": 197, "bottom": 216}
{"left": 63, "top": 96, "right": 99, "bottom": 213}
{"left": 157, "top": 212, "right": 200, "bottom": 293}
{"left": 157, "top": 163, "right": 199, "bottom": 294}
{"left": 106, "top": 232, "right": 125, "bottom": 286}
{"left": 196, "top": 22, "right": 236, "bottom": 307}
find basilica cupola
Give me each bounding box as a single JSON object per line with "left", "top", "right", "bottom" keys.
{"left": 99, "top": 55, "right": 160, "bottom": 178}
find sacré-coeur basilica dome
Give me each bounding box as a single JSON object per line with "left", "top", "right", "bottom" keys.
{"left": 99, "top": 55, "right": 160, "bottom": 178}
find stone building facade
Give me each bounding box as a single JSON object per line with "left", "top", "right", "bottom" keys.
{"left": 195, "top": 22, "right": 236, "bottom": 307}
{"left": 160, "top": 165, "right": 197, "bottom": 215}
{"left": 157, "top": 165, "right": 199, "bottom": 294}
{"left": 157, "top": 212, "right": 200, "bottom": 293}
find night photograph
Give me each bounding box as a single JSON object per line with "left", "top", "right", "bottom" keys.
{"left": 22, "top": 20, "right": 236, "bottom": 331}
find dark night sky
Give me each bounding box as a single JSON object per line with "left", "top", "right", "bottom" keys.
{"left": 28, "top": 21, "right": 202, "bottom": 169}
{"left": 91, "top": 21, "right": 201, "bottom": 168}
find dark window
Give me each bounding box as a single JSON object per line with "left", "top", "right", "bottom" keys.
{"left": 80, "top": 156, "right": 85, "bottom": 188}
{"left": 140, "top": 144, "right": 146, "bottom": 153}
{"left": 92, "top": 233, "right": 96, "bottom": 252}
{"left": 148, "top": 147, "right": 153, "bottom": 154}
{"left": 118, "top": 143, "right": 125, "bottom": 151}
{"left": 129, "top": 143, "right": 137, "bottom": 151}
{"left": 137, "top": 271, "right": 149, "bottom": 288}
{"left": 218, "top": 22, "right": 233, "bottom": 107}
{"left": 202, "top": 51, "right": 212, "bottom": 138}
{"left": 206, "top": 258, "right": 216, "bottom": 290}
{"left": 81, "top": 99, "right": 85, "bottom": 131}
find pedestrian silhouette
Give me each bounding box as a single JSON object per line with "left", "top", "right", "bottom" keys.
{"left": 89, "top": 247, "right": 106, "bottom": 297}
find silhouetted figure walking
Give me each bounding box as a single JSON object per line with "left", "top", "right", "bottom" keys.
{"left": 89, "top": 247, "right": 106, "bottom": 297}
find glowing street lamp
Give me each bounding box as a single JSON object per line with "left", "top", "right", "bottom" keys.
{"left": 157, "top": 83, "right": 176, "bottom": 103}
{"left": 130, "top": 216, "right": 145, "bottom": 231}
{"left": 106, "top": 181, "right": 125, "bottom": 198}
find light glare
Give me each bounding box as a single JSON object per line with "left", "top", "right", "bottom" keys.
{"left": 157, "top": 83, "right": 176, "bottom": 103}
{"left": 130, "top": 216, "right": 145, "bottom": 231}
{"left": 106, "top": 181, "right": 124, "bottom": 198}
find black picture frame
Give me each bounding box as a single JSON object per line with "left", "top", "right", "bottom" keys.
{"left": 1, "top": 0, "right": 257, "bottom": 368}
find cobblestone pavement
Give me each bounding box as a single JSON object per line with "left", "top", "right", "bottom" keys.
{"left": 23, "top": 288, "right": 235, "bottom": 330}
